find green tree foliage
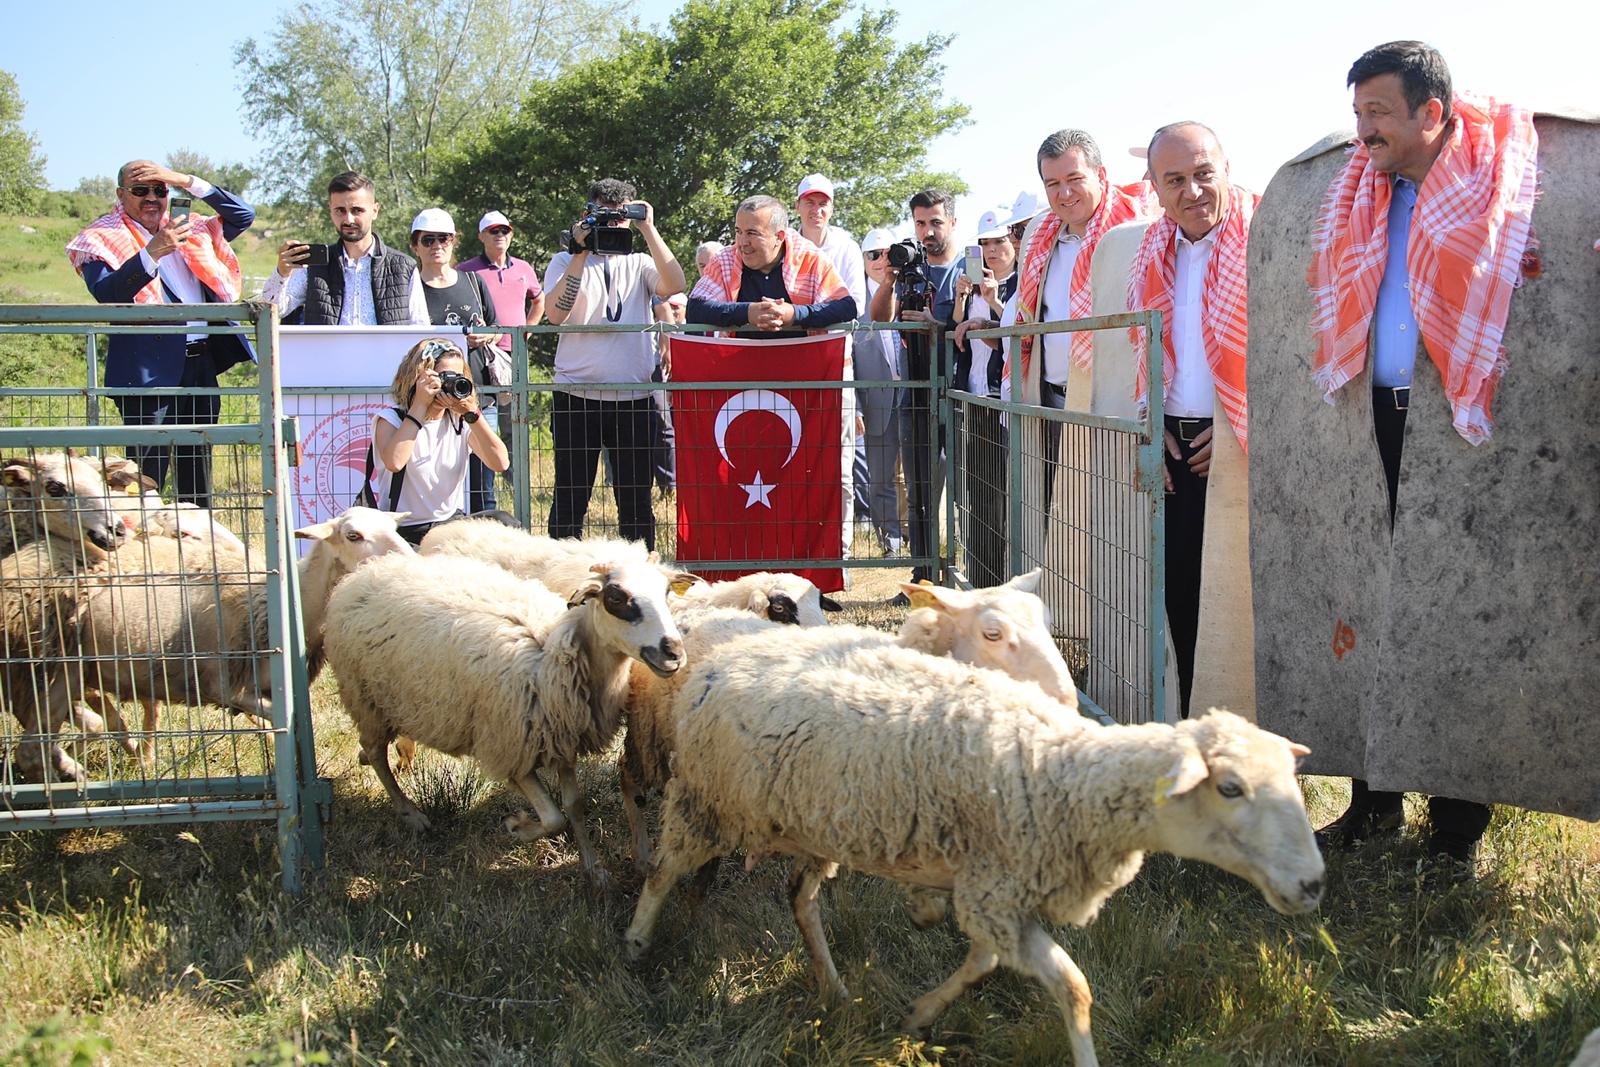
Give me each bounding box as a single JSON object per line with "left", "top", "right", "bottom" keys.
{"left": 0, "top": 69, "right": 47, "bottom": 214}
{"left": 234, "top": 0, "right": 622, "bottom": 245}
{"left": 166, "top": 148, "right": 257, "bottom": 197}
{"left": 431, "top": 0, "right": 969, "bottom": 266}
{"left": 75, "top": 175, "right": 115, "bottom": 200}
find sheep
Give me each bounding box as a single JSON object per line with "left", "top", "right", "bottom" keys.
{"left": 41, "top": 506, "right": 413, "bottom": 769}
{"left": 1572, "top": 1028, "right": 1600, "bottom": 1067}
{"left": 673, "top": 570, "right": 842, "bottom": 626}
{"left": 322, "top": 551, "right": 691, "bottom": 888}
{"left": 419, "top": 519, "right": 660, "bottom": 600}
{"left": 617, "top": 569, "right": 1080, "bottom": 875}
{"left": 95, "top": 456, "right": 248, "bottom": 554}
{"left": 623, "top": 627, "right": 1323, "bottom": 1066}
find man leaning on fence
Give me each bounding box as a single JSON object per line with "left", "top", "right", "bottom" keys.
{"left": 66, "top": 160, "right": 258, "bottom": 507}
{"left": 543, "top": 178, "right": 685, "bottom": 549}
{"left": 261, "top": 171, "right": 431, "bottom": 326}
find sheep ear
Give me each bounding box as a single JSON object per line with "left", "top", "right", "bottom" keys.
{"left": 1005, "top": 568, "right": 1043, "bottom": 595}
{"left": 1288, "top": 741, "right": 1312, "bottom": 759}
{"left": 1, "top": 460, "right": 33, "bottom": 489}
{"left": 667, "top": 572, "right": 700, "bottom": 596}
{"left": 899, "top": 581, "right": 957, "bottom": 612}
{"left": 1153, "top": 742, "right": 1209, "bottom": 805}
{"left": 818, "top": 595, "right": 844, "bottom": 613}
{"left": 295, "top": 520, "right": 338, "bottom": 542}
{"left": 389, "top": 511, "right": 411, "bottom": 524}
{"left": 568, "top": 579, "right": 603, "bottom": 608}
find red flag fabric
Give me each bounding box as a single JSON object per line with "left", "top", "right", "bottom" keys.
{"left": 669, "top": 334, "right": 845, "bottom": 592}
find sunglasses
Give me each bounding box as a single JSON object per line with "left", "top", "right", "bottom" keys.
{"left": 484, "top": 226, "right": 511, "bottom": 236}
{"left": 125, "top": 184, "right": 169, "bottom": 198}
{"left": 865, "top": 250, "right": 886, "bottom": 261}
{"left": 417, "top": 233, "right": 454, "bottom": 247}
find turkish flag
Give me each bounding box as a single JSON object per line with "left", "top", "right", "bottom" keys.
{"left": 669, "top": 334, "right": 845, "bottom": 592}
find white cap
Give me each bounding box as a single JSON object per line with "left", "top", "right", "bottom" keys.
{"left": 410, "top": 207, "right": 456, "bottom": 234}
{"left": 975, "top": 209, "right": 1009, "bottom": 241}
{"left": 796, "top": 173, "right": 835, "bottom": 202}
{"left": 861, "top": 227, "right": 895, "bottom": 253}
{"left": 666, "top": 292, "right": 688, "bottom": 307}
{"left": 478, "top": 210, "right": 512, "bottom": 232}
{"left": 1003, "top": 191, "right": 1044, "bottom": 228}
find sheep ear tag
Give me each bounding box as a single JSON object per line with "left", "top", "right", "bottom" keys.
{"left": 1153, "top": 746, "right": 1209, "bottom": 806}
{"left": 668, "top": 575, "right": 699, "bottom": 596}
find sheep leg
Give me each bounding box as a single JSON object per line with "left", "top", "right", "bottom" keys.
{"left": 361, "top": 738, "right": 430, "bottom": 832}
{"left": 393, "top": 735, "right": 417, "bottom": 772}
{"left": 138, "top": 699, "right": 161, "bottom": 764}
{"left": 902, "top": 941, "right": 1001, "bottom": 1036}
{"left": 619, "top": 761, "right": 655, "bottom": 877}
{"left": 17, "top": 672, "right": 85, "bottom": 784}
{"left": 905, "top": 886, "right": 950, "bottom": 929}
{"left": 1005, "top": 920, "right": 1097, "bottom": 1067}
{"left": 504, "top": 770, "right": 568, "bottom": 841}
{"left": 556, "top": 763, "right": 610, "bottom": 894}
{"left": 623, "top": 811, "right": 723, "bottom": 960}
{"left": 683, "top": 857, "right": 722, "bottom": 911}
{"left": 789, "top": 858, "right": 848, "bottom": 1003}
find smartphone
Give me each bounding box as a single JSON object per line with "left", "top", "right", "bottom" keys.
{"left": 964, "top": 245, "right": 984, "bottom": 284}
{"left": 301, "top": 243, "right": 330, "bottom": 267}
{"left": 168, "top": 194, "right": 193, "bottom": 226}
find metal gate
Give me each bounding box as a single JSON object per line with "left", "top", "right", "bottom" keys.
{"left": 0, "top": 302, "right": 328, "bottom": 892}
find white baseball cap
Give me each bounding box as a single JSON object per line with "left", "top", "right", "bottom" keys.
{"left": 478, "top": 210, "right": 512, "bottom": 232}
{"left": 796, "top": 173, "right": 835, "bottom": 202}
{"left": 861, "top": 227, "right": 895, "bottom": 253}
{"left": 410, "top": 207, "right": 456, "bottom": 234}
{"left": 975, "top": 209, "right": 1009, "bottom": 241}
{"left": 1003, "top": 191, "right": 1045, "bottom": 228}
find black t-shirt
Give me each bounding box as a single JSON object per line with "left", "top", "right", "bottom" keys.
{"left": 421, "top": 271, "right": 497, "bottom": 330}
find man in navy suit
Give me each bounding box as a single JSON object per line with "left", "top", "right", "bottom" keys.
{"left": 67, "top": 160, "right": 256, "bottom": 506}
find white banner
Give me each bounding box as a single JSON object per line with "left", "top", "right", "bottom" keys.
{"left": 282, "top": 327, "right": 467, "bottom": 548}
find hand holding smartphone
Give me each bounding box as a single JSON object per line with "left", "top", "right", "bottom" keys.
{"left": 168, "top": 195, "right": 192, "bottom": 226}
{"left": 964, "top": 244, "right": 984, "bottom": 284}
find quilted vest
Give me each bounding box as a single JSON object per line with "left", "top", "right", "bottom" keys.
{"left": 302, "top": 235, "right": 417, "bottom": 325}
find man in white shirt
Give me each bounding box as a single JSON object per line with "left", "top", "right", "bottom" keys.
{"left": 543, "top": 178, "right": 686, "bottom": 549}
{"left": 261, "top": 171, "right": 431, "bottom": 326}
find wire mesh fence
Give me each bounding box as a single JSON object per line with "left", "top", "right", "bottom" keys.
{"left": 0, "top": 304, "right": 326, "bottom": 892}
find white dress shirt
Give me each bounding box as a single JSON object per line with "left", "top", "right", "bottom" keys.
{"left": 813, "top": 225, "right": 866, "bottom": 314}
{"left": 260, "top": 244, "right": 431, "bottom": 326}
{"left": 131, "top": 176, "right": 215, "bottom": 342}
{"left": 1167, "top": 226, "right": 1219, "bottom": 418}
{"left": 1037, "top": 232, "right": 1083, "bottom": 386}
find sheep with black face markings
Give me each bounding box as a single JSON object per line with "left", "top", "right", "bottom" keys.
{"left": 323, "top": 551, "right": 690, "bottom": 887}
{"left": 624, "top": 626, "right": 1322, "bottom": 1067}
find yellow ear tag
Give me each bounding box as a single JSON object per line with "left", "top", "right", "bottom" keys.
{"left": 125, "top": 484, "right": 142, "bottom": 496}
{"left": 668, "top": 575, "right": 697, "bottom": 595}
{"left": 1151, "top": 774, "right": 1176, "bottom": 807}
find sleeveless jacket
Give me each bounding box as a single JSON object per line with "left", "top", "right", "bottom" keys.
{"left": 302, "top": 235, "right": 417, "bottom": 325}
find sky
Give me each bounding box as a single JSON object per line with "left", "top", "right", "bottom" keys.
{"left": 5, "top": 0, "right": 1594, "bottom": 241}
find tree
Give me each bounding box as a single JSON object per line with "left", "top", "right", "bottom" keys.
{"left": 0, "top": 69, "right": 47, "bottom": 214}
{"left": 166, "top": 148, "right": 256, "bottom": 196}
{"left": 235, "top": 0, "right": 623, "bottom": 243}
{"left": 431, "top": 0, "right": 969, "bottom": 267}
{"left": 76, "top": 175, "right": 115, "bottom": 200}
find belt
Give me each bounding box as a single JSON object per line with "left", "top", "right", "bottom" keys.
{"left": 1042, "top": 381, "right": 1066, "bottom": 398}
{"left": 184, "top": 338, "right": 209, "bottom": 357}
{"left": 1373, "top": 385, "right": 1410, "bottom": 412}
{"left": 1164, "top": 414, "right": 1213, "bottom": 443}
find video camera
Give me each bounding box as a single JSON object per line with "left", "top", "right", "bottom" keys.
{"left": 887, "top": 238, "right": 932, "bottom": 313}
{"left": 562, "top": 202, "right": 647, "bottom": 256}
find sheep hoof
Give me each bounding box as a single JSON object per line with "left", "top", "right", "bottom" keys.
{"left": 73, "top": 705, "right": 106, "bottom": 734}
{"left": 398, "top": 808, "right": 432, "bottom": 833}
{"left": 623, "top": 934, "right": 650, "bottom": 962}
{"left": 504, "top": 811, "right": 565, "bottom": 842}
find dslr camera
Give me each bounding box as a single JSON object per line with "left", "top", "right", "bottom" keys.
{"left": 887, "top": 238, "right": 932, "bottom": 313}
{"left": 562, "top": 202, "right": 648, "bottom": 256}
{"left": 437, "top": 369, "right": 475, "bottom": 401}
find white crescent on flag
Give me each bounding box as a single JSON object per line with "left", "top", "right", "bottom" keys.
{"left": 712, "top": 389, "right": 801, "bottom": 468}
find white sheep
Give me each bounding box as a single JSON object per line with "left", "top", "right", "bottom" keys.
{"left": 673, "top": 570, "right": 842, "bottom": 626}
{"left": 1573, "top": 1028, "right": 1600, "bottom": 1067}
{"left": 419, "top": 519, "right": 658, "bottom": 600}
{"left": 623, "top": 627, "right": 1323, "bottom": 1067}
{"left": 97, "top": 457, "right": 247, "bottom": 553}
{"left": 322, "top": 551, "right": 690, "bottom": 888}
{"left": 618, "top": 570, "right": 1080, "bottom": 874}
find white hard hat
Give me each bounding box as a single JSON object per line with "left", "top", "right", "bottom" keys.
{"left": 410, "top": 207, "right": 456, "bottom": 234}
{"left": 975, "top": 209, "right": 1009, "bottom": 241}
{"left": 1003, "top": 191, "right": 1044, "bottom": 228}
{"left": 861, "top": 227, "right": 895, "bottom": 253}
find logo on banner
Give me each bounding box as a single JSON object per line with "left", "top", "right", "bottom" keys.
{"left": 713, "top": 389, "right": 801, "bottom": 509}
{"left": 296, "top": 401, "right": 390, "bottom": 524}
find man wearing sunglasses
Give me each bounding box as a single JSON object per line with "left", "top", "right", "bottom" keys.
{"left": 66, "top": 159, "right": 257, "bottom": 506}
{"left": 460, "top": 210, "right": 545, "bottom": 345}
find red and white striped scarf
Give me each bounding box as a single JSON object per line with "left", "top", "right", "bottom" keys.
{"left": 691, "top": 230, "right": 847, "bottom": 333}
{"left": 1129, "top": 185, "right": 1259, "bottom": 452}
{"left": 1010, "top": 180, "right": 1155, "bottom": 382}
{"left": 1307, "top": 93, "right": 1538, "bottom": 444}
{"left": 66, "top": 204, "right": 242, "bottom": 305}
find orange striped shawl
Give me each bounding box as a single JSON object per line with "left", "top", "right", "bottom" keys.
{"left": 66, "top": 205, "right": 241, "bottom": 304}
{"left": 690, "top": 230, "right": 848, "bottom": 333}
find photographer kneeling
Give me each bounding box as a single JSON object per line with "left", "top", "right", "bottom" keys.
{"left": 370, "top": 337, "right": 511, "bottom": 546}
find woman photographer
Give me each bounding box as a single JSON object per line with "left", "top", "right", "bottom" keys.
{"left": 410, "top": 208, "right": 509, "bottom": 514}
{"left": 371, "top": 337, "right": 511, "bottom": 546}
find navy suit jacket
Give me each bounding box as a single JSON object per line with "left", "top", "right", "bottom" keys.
{"left": 78, "top": 186, "right": 257, "bottom": 388}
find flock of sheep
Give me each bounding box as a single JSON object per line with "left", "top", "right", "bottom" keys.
{"left": 0, "top": 449, "right": 1331, "bottom": 1065}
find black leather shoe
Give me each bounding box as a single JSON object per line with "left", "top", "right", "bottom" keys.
{"left": 1315, "top": 804, "right": 1404, "bottom": 852}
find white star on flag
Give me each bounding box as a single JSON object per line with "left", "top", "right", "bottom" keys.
{"left": 739, "top": 471, "right": 775, "bottom": 509}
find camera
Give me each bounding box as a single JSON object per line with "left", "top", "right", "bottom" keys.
{"left": 888, "top": 238, "right": 932, "bottom": 313}
{"left": 437, "top": 370, "right": 475, "bottom": 401}
{"left": 561, "top": 202, "right": 647, "bottom": 256}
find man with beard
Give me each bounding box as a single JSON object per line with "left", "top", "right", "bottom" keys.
{"left": 262, "top": 171, "right": 430, "bottom": 326}
{"left": 66, "top": 159, "right": 257, "bottom": 505}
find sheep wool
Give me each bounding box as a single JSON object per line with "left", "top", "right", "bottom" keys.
{"left": 419, "top": 519, "right": 650, "bottom": 601}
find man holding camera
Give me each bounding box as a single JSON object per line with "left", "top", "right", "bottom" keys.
{"left": 66, "top": 159, "right": 257, "bottom": 506}
{"left": 543, "top": 178, "right": 686, "bottom": 549}
{"left": 868, "top": 188, "right": 963, "bottom": 586}
{"left": 261, "top": 171, "right": 431, "bottom": 326}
